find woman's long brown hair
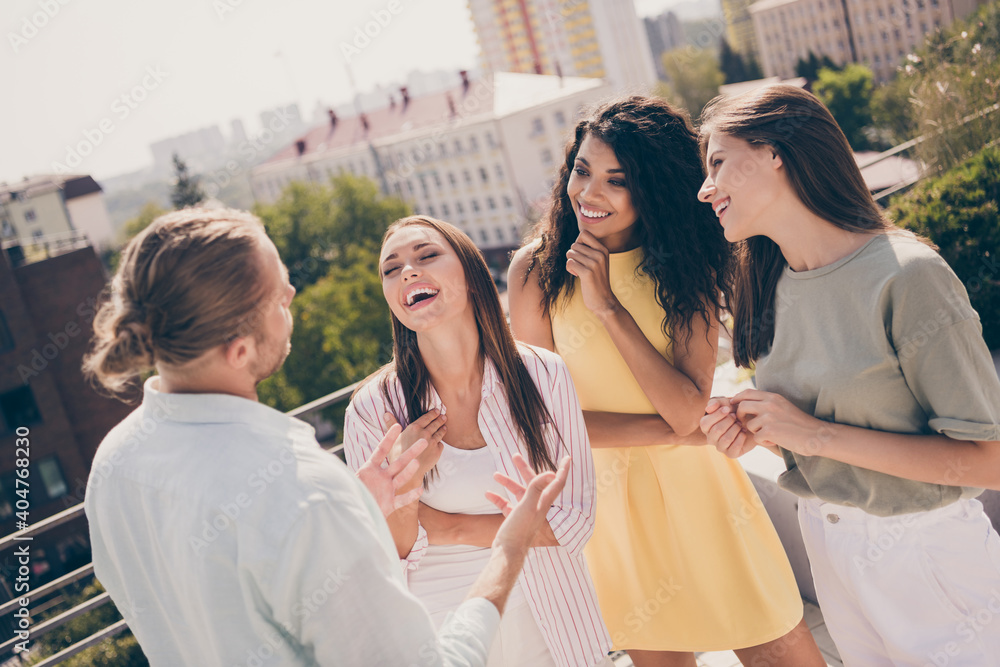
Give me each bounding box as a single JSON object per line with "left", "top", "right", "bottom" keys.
{"left": 377, "top": 216, "right": 557, "bottom": 473}
{"left": 699, "top": 85, "right": 893, "bottom": 367}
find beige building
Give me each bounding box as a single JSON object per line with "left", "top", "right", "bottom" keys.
{"left": 723, "top": 0, "right": 762, "bottom": 62}
{"left": 751, "top": 0, "right": 987, "bottom": 82}
{"left": 467, "top": 0, "right": 657, "bottom": 92}
{"left": 250, "top": 72, "right": 613, "bottom": 257}
{"left": 0, "top": 175, "right": 115, "bottom": 250}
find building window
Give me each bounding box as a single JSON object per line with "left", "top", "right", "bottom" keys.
{"left": 1, "top": 218, "right": 14, "bottom": 238}
{"left": 487, "top": 197, "right": 497, "bottom": 210}
{"left": 448, "top": 172, "right": 457, "bottom": 187}
{"left": 456, "top": 201, "right": 465, "bottom": 215}
{"left": 511, "top": 225, "right": 520, "bottom": 241}
{"left": 503, "top": 195, "right": 513, "bottom": 209}
{"left": 541, "top": 149, "right": 554, "bottom": 166}
{"left": 554, "top": 110, "right": 566, "bottom": 127}
{"left": 463, "top": 170, "right": 472, "bottom": 185}
{"left": 428, "top": 205, "right": 436, "bottom": 217}
{"left": 32, "top": 230, "right": 44, "bottom": 242}
{"left": 495, "top": 228, "right": 505, "bottom": 242}
{"left": 442, "top": 203, "right": 450, "bottom": 217}
{"left": 471, "top": 199, "right": 480, "bottom": 213}
{"left": 0, "top": 386, "right": 42, "bottom": 432}
{"left": 530, "top": 117, "right": 544, "bottom": 136}
{"left": 38, "top": 458, "right": 68, "bottom": 501}
{"left": 469, "top": 136, "right": 479, "bottom": 152}
{"left": 23, "top": 209, "right": 36, "bottom": 223}
{"left": 486, "top": 132, "right": 496, "bottom": 148}
{"left": 479, "top": 167, "right": 489, "bottom": 183}
{"left": 454, "top": 139, "right": 463, "bottom": 154}
{"left": 432, "top": 172, "right": 442, "bottom": 188}
{"left": 479, "top": 230, "right": 489, "bottom": 243}
{"left": 495, "top": 164, "right": 504, "bottom": 180}
{"left": 439, "top": 143, "right": 447, "bottom": 157}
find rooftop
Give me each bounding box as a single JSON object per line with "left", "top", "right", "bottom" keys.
{"left": 0, "top": 174, "right": 102, "bottom": 203}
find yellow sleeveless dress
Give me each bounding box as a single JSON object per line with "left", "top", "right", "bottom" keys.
{"left": 551, "top": 247, "right": 802, "bottom": 652}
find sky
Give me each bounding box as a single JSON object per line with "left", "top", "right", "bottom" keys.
{"left": 2, "top": 0, "right": 699, "bottom": 184}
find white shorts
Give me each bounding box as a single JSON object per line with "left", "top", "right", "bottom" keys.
{"left": 798, "top": 497, "right": 1000, "bottom": 667}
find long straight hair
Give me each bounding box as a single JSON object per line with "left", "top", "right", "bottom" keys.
{"left": 377, "top": 216, "right": 557, "bottom": 473}
{"left": 699, "top": 85, "right": 893, "bottom": 367}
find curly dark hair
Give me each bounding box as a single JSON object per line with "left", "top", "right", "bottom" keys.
{"left": 526, "top": 96, "right": 732, "bottom": 345}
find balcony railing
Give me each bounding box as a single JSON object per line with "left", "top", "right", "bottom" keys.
{"left": 0, "top": 382, "right": 358, "bottom": 665}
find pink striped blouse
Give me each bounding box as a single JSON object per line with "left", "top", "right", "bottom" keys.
{"left": 344, "top": 343, "right": 612, "bottom": 667}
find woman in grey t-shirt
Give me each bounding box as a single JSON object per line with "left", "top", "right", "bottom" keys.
{"left": 697, "top": 84, "right": 1000, "bottom": 666}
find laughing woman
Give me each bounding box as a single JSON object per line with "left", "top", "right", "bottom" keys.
{"left": 698, "top": 84, "right": 1000, "bottom": 666}
{"left": 509, "top": 96, "right": 824, "bottom": 667}
{"left": 344, "top": 216, "right": 613, "bottom": 667}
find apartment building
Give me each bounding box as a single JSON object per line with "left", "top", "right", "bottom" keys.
{"left": 0, "top": 175, "right": 115, "bottom": 250}
{"left": 250, "top": 71, "right": 613, "bottom": 261}
{"left": 751, "top": 0, "right": 987, "bottom": 81}
{"left": 466, "top": 0, "right": 657, "bottom": 91}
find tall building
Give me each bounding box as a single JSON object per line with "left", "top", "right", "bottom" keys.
{"left": 644, "top": 10, "right": 686, "bottom": 80}
{"left": 467, "top": 0, "right": 657, "bottom": 92}
{"left": 0, "top": 175, "right": 115, "bottom": 250}
{"left": 722, "top": 0, "right": 762, "bottom": 61}
{"left": 150, "top": 125, "right": 228, "bottom": 176}
{"left": 0, "top": 240, "right": 132, "bottom": 594}
{"left": 250, "top": 72, "right": 613, "bottom": 262}
{"left": 751, "top": 0, "right": 988, "bottom": 82}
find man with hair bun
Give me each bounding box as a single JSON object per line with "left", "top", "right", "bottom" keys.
{"left": 83, "top": 207, "right": 570, "bottom": 666}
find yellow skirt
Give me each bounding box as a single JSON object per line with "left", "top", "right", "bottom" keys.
{"left": 585, "top": 444, "right": 803, "bottom": 652}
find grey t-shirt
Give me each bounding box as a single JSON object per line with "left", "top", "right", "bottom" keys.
{"left": 755, "top": 230, "right": 1000, "bottom": 516}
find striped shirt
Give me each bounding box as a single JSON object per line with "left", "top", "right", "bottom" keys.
{"left": 344, "top": 343, "right": 612, "bottom": 667}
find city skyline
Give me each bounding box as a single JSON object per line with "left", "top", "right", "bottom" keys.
{"left": 2, "top": 0, "right": 702, "bottom": 186}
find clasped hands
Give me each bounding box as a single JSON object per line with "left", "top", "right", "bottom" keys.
{"left": 700, "top": 389, "right": 828, "bottom": 458}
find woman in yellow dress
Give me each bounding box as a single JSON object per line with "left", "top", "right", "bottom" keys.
{"left": 508, "top": 96, "right": 825, "bottom": 667}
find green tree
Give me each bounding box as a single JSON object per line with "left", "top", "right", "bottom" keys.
{"left": 871, "top": 75, "right": 919, "bottom": 147}
{"left": 813, "top": 63, "right": 875, "bottom": 149}
{"left": 256, "top": 174, "right": 410, "bottom": 416}
{"left": 170, "top": 153, "right": 205, "bottom": 209}
{"left": 254, "top": 174, "right": 409, "bottom": 292}
{"left": 258, "top": 246, "right": 393, "bottom": 425}
{"left": 657, "top": 48, "right": 725, "bottom": 119}
{"left": 27, "top": 582, "right": 147, "bottom": 666}
{"left": 795, "top": 51, "right": 840, "bottom": 82}
{"left": 886, "top": 0, "right": 1000, "bottom": 175}
{"left": 719, "top": 38, "right": 763, "bottom": 84}
{"left": 890, "top": 145, "right": 1000, "bottom": 350}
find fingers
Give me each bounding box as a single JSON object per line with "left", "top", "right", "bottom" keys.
{"left": 386, "top": 438, "right": 427, "bottom": 476}
{"left": 393, "top": 485, "right": 423, "bottom": 511}
{"left": 370, "top": 423, "right": 403, "bottom": 464}
{"left": 493, "top": 471, "right": 528, "bottom": 501}
{"left": 485, "top": 491, "right": 513, "bottom": 516}
{"left": 411, "top": 409, "right": 442, "bottom": 428}
{"left": 538, "top": 456, "right": 570, "bottom": 508}
{"left": 736, "top": 399, "right": 765, "bottom": 423}
{"left": 700, "top": 404, "right": 731, "bottom": 435}
{"left": 732, "top": 389, "right": 769, "bottom": 403}
{"left": 383, "top": 412, "right": 399, "bottom": 429}
{"left": 705, "top": 396, "right": 731, "bottom": 413}
{"left": 575, "top": 231, "right": 609, "bottom": 253}
{"left": 718, "top": 420, "right": 745, "bottom": 458}
{"left": 511, "top": 452, "right": 536, "bottom": 483}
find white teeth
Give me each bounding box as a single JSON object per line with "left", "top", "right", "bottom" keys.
{"left": 580, "top": 204, "right": 610, "bottom": 219}
{"left": 405, "top": 287, "right": 439, "bottom": 306}
{"left": 715, "top": 200, "right": 730, "bottom": 216}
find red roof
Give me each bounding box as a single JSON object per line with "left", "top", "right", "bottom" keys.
{"left": 265, "top": 82, "right": 496, "bottom": 164}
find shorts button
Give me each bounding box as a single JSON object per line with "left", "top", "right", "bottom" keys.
{"left": 826, "top": 514, "right": 840, "bottom": 524}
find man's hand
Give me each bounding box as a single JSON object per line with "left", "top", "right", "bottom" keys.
{"left": 355, "top": 423, "right": 428, "bottom": 518}
{"left": 487, "top": 454, "right": 570, "bottom": 551}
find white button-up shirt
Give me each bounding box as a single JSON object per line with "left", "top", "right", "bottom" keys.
{"left": 344, "top": 344, "right": 612, "bottom": 667}
{"left": 85, "top": 377, "right": 500, "bottom": 666}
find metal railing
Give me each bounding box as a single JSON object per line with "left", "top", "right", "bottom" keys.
{"left": 0, "top": 381, "right": 359, "bottom": 665}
